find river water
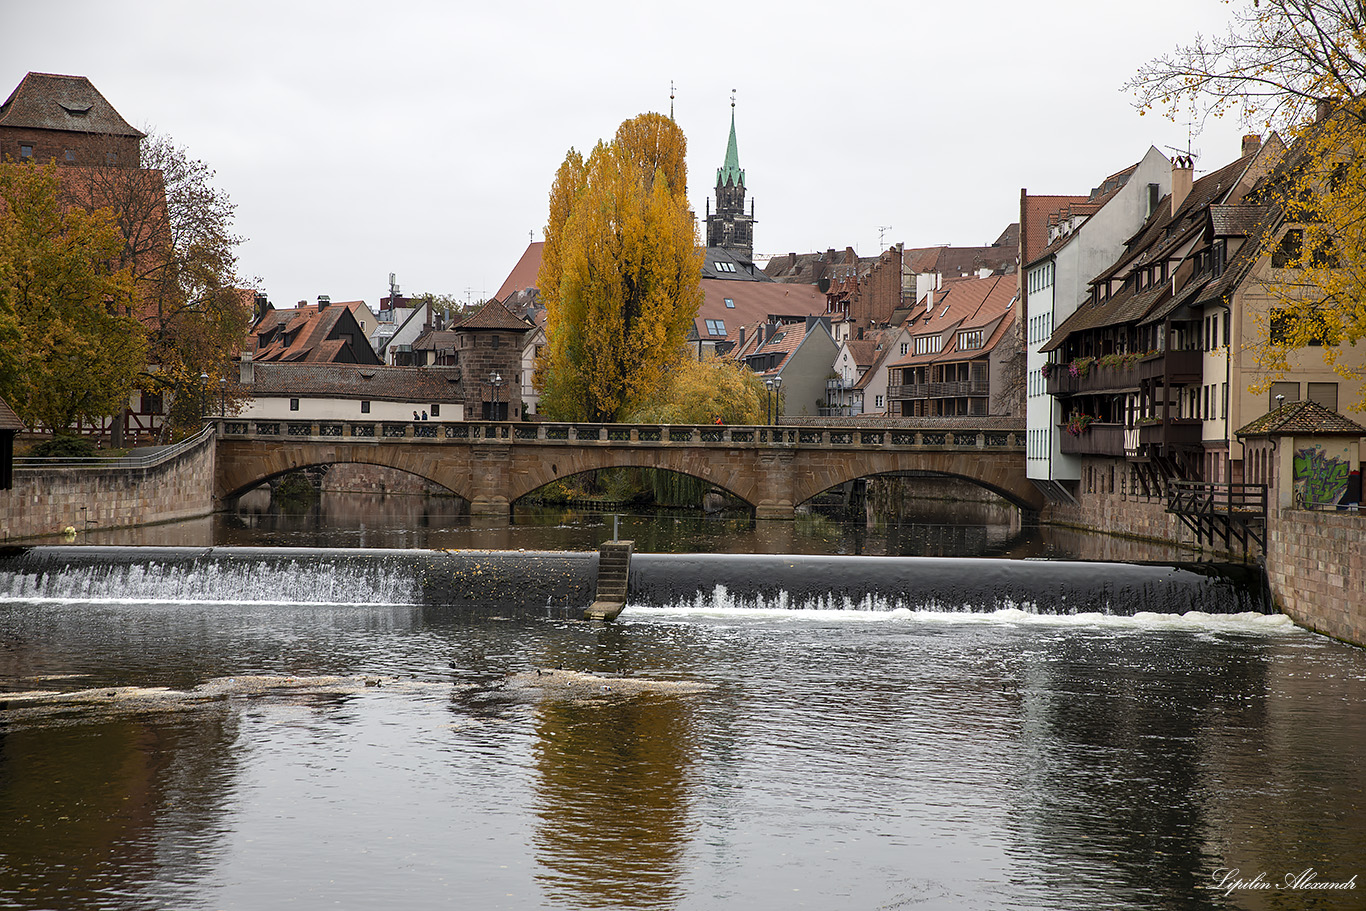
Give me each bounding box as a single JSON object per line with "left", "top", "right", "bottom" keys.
{"left": 2, "top": 494, "right": 1364, "bottom": 910}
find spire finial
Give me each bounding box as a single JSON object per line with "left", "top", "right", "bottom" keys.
{"left": 670, "top": 79, "right": 676, "bottom": 121}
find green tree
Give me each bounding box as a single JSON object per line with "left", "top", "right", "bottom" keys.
{"left": 0, "top": 160, "right": 145, "bottom": 433}
{"left": 1128, "top": 0, "right": 1366, "bottom": 404}
{"left": 537, "top": 113, "right": 703, "bottom": 422}
{"left": 71, "top": 131, "right": 252, "bottom": 438}
{"left": 625, "top": 357, "right": 766, "bottom": 425}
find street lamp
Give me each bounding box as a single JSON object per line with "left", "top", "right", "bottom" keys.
{"left": 199, "top": 372, "right": 209, "bottom": 423}
{"left": 219, "top": 377, "right": 227, "bottom": 417}
{"left": 773, "top": 375, "right": 783, "bottom": 426}
{"left": 488, "top": 371, "right": 505, "bottom": 420}
{"left": 765, "top": 378, "right": 774, "bottom": 425}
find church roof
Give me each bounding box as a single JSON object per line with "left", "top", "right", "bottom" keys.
{"left": 717, "top": 105, "right": 744, "bottom": 188}
{"left": 0, "top": 72, "right": 144, "bottom": 138}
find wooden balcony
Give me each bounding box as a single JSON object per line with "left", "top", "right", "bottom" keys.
{"left": 1046, "top": 362, "right": 1142, "bottom": 397}
{"left": 1139, "top": 349, "right": 1202, "bottom": 385}
{"left": 1138, "top": 418, "right": 1203, "bottom": 449}
{"left": 1057, "top": 422, "right": 1127, "bottom": 456}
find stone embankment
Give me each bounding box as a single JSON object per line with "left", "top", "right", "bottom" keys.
{"left": 1, "top": 428, "right": 215, "bottom": 541}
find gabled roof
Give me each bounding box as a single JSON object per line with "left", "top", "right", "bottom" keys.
{"left": 247, "top": 363, "right": 463, "bottom": 402}
{"left": 455, "top": 298, "right": 533, "bottom": 331}
{"left": 1236, "top": 399, "right": 1366, "bottom": 436}
{"left": 0, "top": 73, "right": 143, "bottom": 138}
{"left": 702, "top": 245, "right": 769, "bottom": 281}
{"left": 697, "top": 279, "right": 826, "bottom": 346}
{"left": 894, "top": 274, "right": 1016, "bottom": 367}
{"left": 0, "top": 397, "right": 25, "bottom": 432}
{"left": 250, "top": 303, "right": 381, "bottom": 364}
{"left": 493, "top": 241, "right": 544, "bottom": 302}
{"left": 741, "top": 319, "right": 832, "bottom": 377}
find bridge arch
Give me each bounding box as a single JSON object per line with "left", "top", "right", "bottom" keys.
{"left": 214, "top": 421, "right": 1041, "bottom": 519}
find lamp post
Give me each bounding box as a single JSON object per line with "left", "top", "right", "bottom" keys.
{"left": 488, "top": 371, "right": 505, "bottom": 420}
{"left": 219, "top": 377, "right": 227, "bottom": 417}
{"left": 765, "top": 378, "right": 774, "bottom": 425}
{"left": 199, "top": 372, "right": 209, "bottom": 424}
{"left": 773, "top": 375, "right": 783, "bottom": 426}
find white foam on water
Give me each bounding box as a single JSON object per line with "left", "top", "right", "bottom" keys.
{"left": 624, "top": 601, "right": 1301, "bottom": 635}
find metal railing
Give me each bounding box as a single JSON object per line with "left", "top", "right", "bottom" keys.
{"left": 14, "top": 424, "right": 216, "bottom": 471}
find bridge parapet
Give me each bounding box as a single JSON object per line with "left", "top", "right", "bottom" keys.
{"left": 214, "top": 419, "right": 1024, "bottom": 452}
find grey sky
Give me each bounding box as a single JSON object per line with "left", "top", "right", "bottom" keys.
{"left": 6, "top": 0, "right": 1255, "bottom": 309}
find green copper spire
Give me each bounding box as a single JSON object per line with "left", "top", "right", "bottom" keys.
{"left": 717, "top": 96, "right": 745, "bottom": 188}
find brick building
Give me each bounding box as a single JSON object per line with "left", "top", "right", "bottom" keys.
{"left": 452, "top": 299, "right": 533, "bottom": 419}
{"left": 0, "top": 72, "right": 143, "bottom": 167}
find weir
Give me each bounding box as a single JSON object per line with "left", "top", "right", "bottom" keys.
{"left": 0, "top": 546, "right": 1271, "bottom": 617}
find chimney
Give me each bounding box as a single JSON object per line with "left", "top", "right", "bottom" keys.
{"left": 1171, "top": 155, "right": 1194, "bottom": 217}
{"left": 239, "top": 351, "right": 254, "bottom": 385}
{"left": 1242, "top": 134, "right": 1262, "bottom": 158}
{"left": 738, "top": 326, "right": 746, "bottom": 346}
{"left": 317, "top": 294, "right": 331, "bottom": 311}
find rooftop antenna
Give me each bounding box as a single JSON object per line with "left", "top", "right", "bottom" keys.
{"left": 670, "top": 79, "right": 676, "bottom": 120}
{"left": 529, "top": 228, "right": 534, "bottom": 244}
{"left": 877, "top": 226, "right": 893, "bottom": 250}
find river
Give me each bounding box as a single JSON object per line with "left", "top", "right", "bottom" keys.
{"left": 1, "top": 493, "right": 1363, "bottom": 910}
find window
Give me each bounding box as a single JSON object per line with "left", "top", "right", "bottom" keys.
{"left": 1308, "top": 382, "right": 1339, "bottom": 411}
{"left": 900, "top": 342, "right": 909, "bottom": 356}
{"left": 1269, "top": 382, "right": 1299, "bottom": 410}
{"left": 361, "top": 400, "right": 371, "bottom": 414}
{"left": 724, "top": 298, "right": 735, "bottom": 308}
{"left": 714, "top": 261, "right": 736, "bottom": 273}
{"left": 875, "top": 395, "right": 884, "bottom": 408}
{"left": 913, "top": 335, "right": 942, "bottom": 355}
{"left": 105, "top": 151, "right": 117, "bottom": 165}
{"left": 491, "top": 334, "right": 500, "bottom": 349}
{"left": 64, "top": 149, "right": 74, "bottom": 161}
{"left": 19, "top": 144, "right": 32, "bottom": 160}
{"left": 289, "top": 397, "right": 300, "bottom": 411}
{"left": 705, "top": 319, "right": 727, "bottom": 336}
{"left": 430, "top": 403, "right": 440, "bottom": 417}
{"left": 958, "top": 329, "right": 984, "bottom": 350}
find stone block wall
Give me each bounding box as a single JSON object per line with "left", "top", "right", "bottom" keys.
{"left": 0, "top": 433, "right": 215, "bottom": 542}
{"left": 1266, "top": 509, "right": 1365, "bottom": 645}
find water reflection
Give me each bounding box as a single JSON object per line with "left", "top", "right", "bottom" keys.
{"left": 532, "top": 693, "right": 697, "bottom": 910}
{"left": 61, "top": 489, "right": 1207, "bottom": 565}
{"left": 0, "top": 710, "right": 240, "bottom": 911}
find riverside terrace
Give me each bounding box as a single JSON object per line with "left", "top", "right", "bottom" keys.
{"left": 214, "top": 419, "right": 1041, "bottom": 519}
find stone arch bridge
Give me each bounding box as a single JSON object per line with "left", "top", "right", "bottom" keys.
{"left": 214, "top": 418, "right": 1041, "bottom": 519}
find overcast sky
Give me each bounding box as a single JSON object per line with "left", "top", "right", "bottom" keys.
{"left": 6, "top": 0, "right": 1258, "bottom": 310}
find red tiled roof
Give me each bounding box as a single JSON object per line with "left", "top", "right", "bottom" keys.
{"left": 248, "top": 363, "right": 463, "bottom": 402}
{"left": 493, "top": 242, "right": 545, "bottom": 301}
{"left": 697, "top": 279, "right": 826, "bottom": 346}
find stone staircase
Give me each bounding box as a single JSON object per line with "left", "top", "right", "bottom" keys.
{"left": 584, "top": 540, "right": 633, "bottom": 621}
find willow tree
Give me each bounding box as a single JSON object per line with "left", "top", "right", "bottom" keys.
{"left": 0, "top": 160, "right": 145, "bottom": 433}
{"left": 537, "top": 113, "right": 702, "bottom": 422}
{"left": 1128, "top": 0, "right": 1366, "bottom": 404}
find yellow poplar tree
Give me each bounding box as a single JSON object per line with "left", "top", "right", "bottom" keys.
{"left": 1128, "top": 0, "right": 1366, "bottom": 405}
{"left": 537, "top": 113, "right": 702, "bottom": 422}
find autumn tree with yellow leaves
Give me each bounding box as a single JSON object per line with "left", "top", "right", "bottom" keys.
{"left": 625, "top": 356, "right": 767, "bottom": 425}
{"left": 537, "top": 113, "right": 702, "bottom": 422}
{"left": 0, "top": 160, "right": 146, "bottom": 434}
{"left": 1129, "top": 0, "right": 1366, "bottom": 404}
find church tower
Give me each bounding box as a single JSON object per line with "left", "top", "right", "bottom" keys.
{"left": 705, "top": 96, "right": 756, "bottom": 262}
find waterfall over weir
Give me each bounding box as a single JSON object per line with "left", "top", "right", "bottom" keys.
{"left": 0, "top": 546, "right": 1270, "bottom": 617}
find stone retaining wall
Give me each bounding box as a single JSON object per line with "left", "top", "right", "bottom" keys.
{"left": 0, "top": 433, "right": 215, "bottom": 542}
{"left": 1266, "top": 509, "right": 1365, "bottom": 646}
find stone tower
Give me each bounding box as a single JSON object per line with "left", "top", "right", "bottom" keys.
{"left": 705, "top": 99, "right": 756, "bottom": 262}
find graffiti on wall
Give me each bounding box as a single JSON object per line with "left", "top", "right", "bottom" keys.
{"left": 1293, "top": 445, "right": 1351, "bottom": 506}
